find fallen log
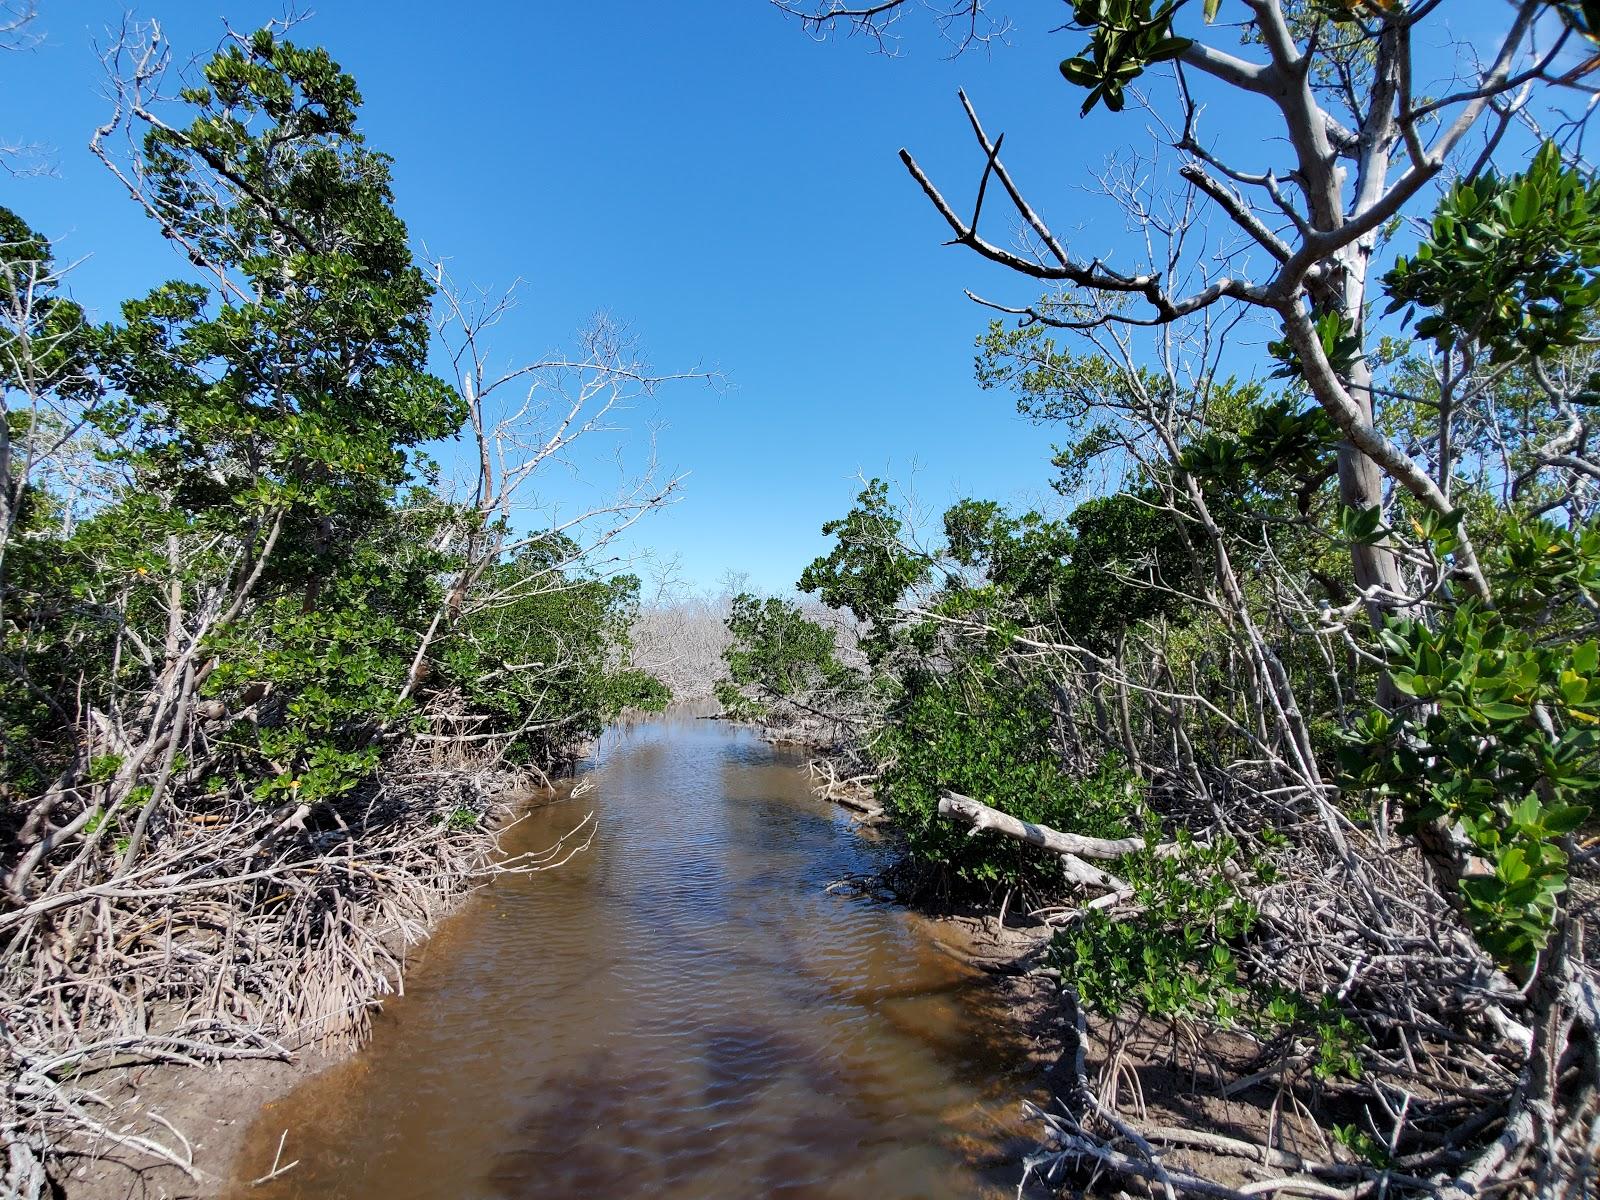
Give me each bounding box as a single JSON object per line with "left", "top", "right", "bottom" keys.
{"left": 940, "top": 793, "right": 1272, "bottom": 925}
{"left": 828, "top": 789, "right": 885, "bottom": 821}
{"left": 938, "top": 792, "right": 1148, "bottom": 860}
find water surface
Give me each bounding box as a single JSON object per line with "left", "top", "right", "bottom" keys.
{"left": 234, "top": 714, "right": 1039, "bottom": 1199}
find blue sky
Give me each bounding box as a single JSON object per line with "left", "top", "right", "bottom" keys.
{"left": 2, "top": 1, "right": 1531, "bottom": 593}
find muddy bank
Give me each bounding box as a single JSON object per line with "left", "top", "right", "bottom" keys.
{"left": 914, "top": 899, "right": 1417, "bottom": 1197}
{"left": 55, "top": 1048, "right": 338, "bottom": 1200}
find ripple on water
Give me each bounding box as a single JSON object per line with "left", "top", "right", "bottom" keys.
{"left": 230, "top": 716, "right": 1039, "bottom": 1200}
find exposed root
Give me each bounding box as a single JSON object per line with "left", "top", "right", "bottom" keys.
{"left": 809, "top": 758, "right": 885, "bottom": 821}
{"left": 942, "top": 786, "right": 1600, "bottom": 1198}
{"left": 0, "top": 748, "right": 584, "bottom": 1199}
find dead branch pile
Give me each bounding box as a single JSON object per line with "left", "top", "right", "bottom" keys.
{"left": 942, "top": 777, "right": 1599, "bottom": 1199}
{"left": 0, "top": 748, "right": 589, "bottom": 1200}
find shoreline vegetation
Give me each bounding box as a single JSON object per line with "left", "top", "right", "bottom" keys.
{"left": 31, "top": 763, "right": 595, "bottom": 1200}
{"left": 649, "top": 22, "right": 1600, "bottom": 1181}
{"left": 2, "top": 21, "right": 686, "bottom": 1198}
{"left": 706, "top": 4, "right": 1600, "bottom": 1196}
{"left": 7, "top": 3, "right": 1600, "bottom": 1199}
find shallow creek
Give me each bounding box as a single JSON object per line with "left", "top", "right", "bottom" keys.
{"left": 232, "top": 712, "right": 1043, "bottom": 1199}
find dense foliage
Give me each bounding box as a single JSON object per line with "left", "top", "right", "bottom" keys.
{"left": 713, "top": 592, "right": 861, "bottom": 740}
{"left": 1343, "top": 519, "right": 1600, "bottom": 967}
{"left": 2, "top": 30, "right": 662, "bottom": 905}
{"left": 2, "top": 28, "right": 679, "bottom": 1194}
{"left": 742, "top": 1, "right": 1600, "bottom": 1186}
{"left": 0, "top": 23, "right": 698, "bottom": 1196}
{"left": 442, "top": 539, "right": 669, "bottom": 765}
{"left": 878, "top": 673, "right": 1139, "bottom": 894}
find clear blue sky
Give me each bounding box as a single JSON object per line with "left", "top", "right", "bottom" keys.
{"left": 2, "top": 1, "right": 1521, "bottom": 593}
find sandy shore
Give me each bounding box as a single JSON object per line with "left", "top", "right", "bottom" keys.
{"left": 58, "top": 1047, "right": 338, "bottom": 1200}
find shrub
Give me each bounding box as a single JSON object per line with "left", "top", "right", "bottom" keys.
{"left": 878, "top": 665, "right": 1142, "bottom": 897}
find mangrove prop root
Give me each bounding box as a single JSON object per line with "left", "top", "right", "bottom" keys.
{"left": 934, "top": 790, "right": 1599, "bottom": 1197}
{"left": 0, "top": 751, "right": 589, "bottom": 1200}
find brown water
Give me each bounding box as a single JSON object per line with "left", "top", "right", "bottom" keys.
{"left": 233, "top": 713, "right": 1040, "bottom": 1199}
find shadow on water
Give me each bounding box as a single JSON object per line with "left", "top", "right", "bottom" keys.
{"left": 231, "top": 713, "right": 1044, "bottom": 1200}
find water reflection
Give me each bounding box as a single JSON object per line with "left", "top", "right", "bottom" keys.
{"left": 232, "top": 714, "right": 1038, "bottom": 1199}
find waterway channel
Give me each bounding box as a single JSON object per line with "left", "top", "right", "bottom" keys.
{"left": 232, "top": 712, "right": 1043, "bottom": 1199}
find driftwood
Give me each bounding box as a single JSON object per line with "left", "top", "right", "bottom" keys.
{"left": 810, "top": 760, "right": 885, "bottom": 821}
{"left": 938, "top": 792, "right": 1148, "bottom": 860}
{"left": 938, "top": 793, "right": 1253, "bottom": 899}
{"left": 829, "top": 790, "right": 885, "bottom": 820}
{"left": 938, "top": 792, "right": 1147, "bottom": 900}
